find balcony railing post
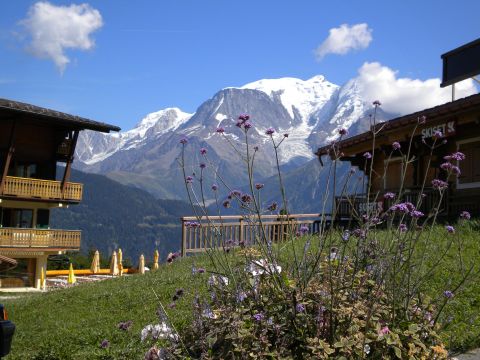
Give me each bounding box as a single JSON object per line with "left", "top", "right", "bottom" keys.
{"left": 181, "top": 218, "right": 187, "bottom": 257}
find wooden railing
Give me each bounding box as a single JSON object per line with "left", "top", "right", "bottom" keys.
{"left": 0, "top": 228, "right": 81, "bottom": 249}
{"left": 181, "top": 214, "right": 322, "bottom": 256}
{"left": 2, "top": 176, "right": 83, "bottom": 202}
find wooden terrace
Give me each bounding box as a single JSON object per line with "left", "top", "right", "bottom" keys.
{"left": 1, "top": 176, "right": 83, "bottom": 203}
{"left": 0, "top": 228, "right": 81, "bottom": 249}
{"left": 181, "top": 214, "right": 324, "bottom": 256}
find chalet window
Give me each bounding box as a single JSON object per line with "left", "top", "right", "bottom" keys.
{"left": 457, "top": 140, "right": 480, "bottom": 187}
{"left": 384, "top": 158, "right": 413, "bottom": 190}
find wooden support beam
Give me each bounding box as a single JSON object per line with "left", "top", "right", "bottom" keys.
{"left": 61, "top": 130, "right": 79, "bottom": 195}
{"left": 0, "top": 123, "right": 16, "bottom": 194}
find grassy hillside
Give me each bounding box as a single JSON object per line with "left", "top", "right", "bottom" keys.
{"left": 51, "top": 168, "right": 196, "bottom": 263}
{"left": 3, "top": 226, "right": 480, "bottom": 359}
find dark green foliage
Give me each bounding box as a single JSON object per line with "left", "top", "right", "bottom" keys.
{"left": 50, "top": 168, "right": 195, "bottom": 263}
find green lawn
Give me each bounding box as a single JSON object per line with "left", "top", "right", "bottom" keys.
{"left": 3, "top": 225, "right": 480, "bottom": 359}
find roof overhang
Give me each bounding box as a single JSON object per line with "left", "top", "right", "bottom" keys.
{"left": 316, "top": 93, "right": 480, "bottom": 158}
{"left": 0, "top": 98, "right": 121, "bottom": 133}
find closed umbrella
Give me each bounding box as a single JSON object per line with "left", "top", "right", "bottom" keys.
{"left": 90, "top": 250, "right": 100, "bottom": 274}
{"left": 139, "top": 254, "right": 145, "bottom": 274}
{"left": 67, "top": 263, "right": 76, "bottom": 284}
{"left": 110, "top": 251, "right": 119, "bottom": 276}
{"left": 40, "top": 267, "right": 46, "bottom": 290}
{"left": 118, "top": 248, "right": 123, "bottom": 276}
{"left": 153, "top": 250, "right": 159, "bottom": 270}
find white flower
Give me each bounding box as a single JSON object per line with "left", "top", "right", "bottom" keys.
{"left": 248, "top": 258, "right": 282, "bottom": 276}
{"left": 207, "top": 275, "right": 229, "bottom": 287}
{"left": 141, "top": 323, "right": 178, "bottom": 342}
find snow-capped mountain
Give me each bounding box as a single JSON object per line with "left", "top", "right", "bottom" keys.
{"left": 75, "top": 75, "right": 393, "bottom": 200}
{"left": 77, "top": 107, "right": 192, "bottom": 165}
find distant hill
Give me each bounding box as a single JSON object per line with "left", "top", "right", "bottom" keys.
{"left": 50, "top": 168, "right": 196, "bottom": 264}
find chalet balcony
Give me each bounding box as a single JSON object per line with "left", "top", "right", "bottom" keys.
{"left": 334, "top": 187, "right": 449, "bottom": 221}
{"left": 0, "top": 228, "right": 81, "bottom": 250}
{"left": 1, "top": 176, "right": 83, "bottom": 203}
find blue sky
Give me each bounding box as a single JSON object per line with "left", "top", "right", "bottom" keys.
{"left": 0, "top": 0, "right": 479, "bottom": 131}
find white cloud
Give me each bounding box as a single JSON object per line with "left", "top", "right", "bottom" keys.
{"left": 316, "top": 23, "right": 372, "bottom": 60}
{"left": 354, "top": 62, "right": 478, "bottom": 115}
{"left": 20, "top": 1, "right": 103, "bottom": 73}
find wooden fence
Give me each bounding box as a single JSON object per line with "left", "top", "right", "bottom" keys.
{"left": 0, "top": 228, "right": 81, "bottom": 249}
{"left": 181, "top": 214, "right": 322, "bottom": 256}
{"left": 2, "top": 176, "right": 83, "bottom": 202}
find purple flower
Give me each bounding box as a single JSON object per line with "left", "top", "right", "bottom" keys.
{"left": 235, "top": 121, "right": 243, "bottom": 128}
{"left": 433, "top": 130, "right": 443, "bottom": 139}
{"left": 440, "top": 162, "right": 453, "bottom": 171}
{"left": 384, "top": 192, "right": 395, "bottom": 200}
{"left": 363, "top": 152, "right": 372, "bottom": 159}
{"left": 199, "top": 163, "right": 206, "bottom": 169}
{"left": 373, "top": 100, "right": 381, "bottom": 106}
{"left": 168, "top": 302, "right": 176, "bottom": 309}
{"left": 211, "top": 184, "right": 218, "bottom": 191}
{"left": 267, "top": 202, "right": 278, "bottom": 212}
{"left": 352, "top": 228, "right": 367, "bottom": 239}
{"left": 298, "top": 225, "right": 309, "bottom": 235}
{"left": 410, "top": 210, "right": 424, "bottom": 218}
{"left": 253, "top": 313, "right": 264, "bottom": 321}
{"left": 444, "top": 290, "right": 454, "bottom": 299}
{"left": 418, "top": 115, "right": 427, "bottom": 124}
{"left": 265, "top": 127, "right": 275, "bottom": 135}
{"left": 390, "top": 203, "right": 409, "bottom": 213}
{"left": 379, "top": 326, "right": 390, "bottom": 335}
{"left": 200, "top": 148, "right": 207, "bottom": 155}
{"left": 216, "top": 127, "right": 225, "bottom": 133}
{"left": 236, "top": 291, "right": 247, "bottom": 302}
{"left": 432, "top": 179, "right": 448, "bottom": 190}
{"left": 296, "top": 303, "right": 306, "bottom": 313}
{"left": 185, "top": 176, "right": 193, "bottom": 184}
{"left": 197, "top": 268, "right": 205, "bottom": 274}
{"left": 253, "top": 146, "right": 259, "bottom": 151}
{"left": 283, "top": 133, "right": 289, "bottom": 138}
{"left": 241, "top": 194, "right": 252, "bottom": 203}
{"left": 392, "top": 142, "right": 401, "bottom": 150}
{"left": 185, "top": 221, "right": 200, "bottom": 228}
{"left": 349, "top": 168, "right": 356, "bottom": 174}
{"left": 451, "top": 166, "right": 461, "bottom": 176}
{"left": 399, "top": 223, "right": 407, "bottom": 232}
{"left": 341, "top": 230, "right": 350, "bottom": 241}
{"left": 445, "top": 225, "right": 455, "bottom": 234}
{"left": 460, "top": 211, "right": 471, "bottom": 220}
{"left": 179, "top": 137, "right": 188, "bottom": 144}
{"left": 244, "top": 121, "right": 252, "bottom": 129}
{"left": 222, "top": 200, "right": 231, "bottom": 208}
{"left": 338, "top": 128, "right": 348, "bottom": 136}
{"left": 448, "top": 152, "right": 466, "bottom": 161}
{"left": 100, "top": 339, "right": 110, "bottom": 349}
{"left": 238, "top": 113, "right": 250, "bottom": 122}
{"left": 175, "top": 288, "right": 184, "bottom": 297}
{"left": 255, "top": 183, "right": 264, "bottom": 190}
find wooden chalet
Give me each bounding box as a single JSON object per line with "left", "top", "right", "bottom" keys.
{"left": 316, "top": 93, "right": 480, "bottom": 222}
{"left": 0, "top": 98, "right": 119, "bottom": 289}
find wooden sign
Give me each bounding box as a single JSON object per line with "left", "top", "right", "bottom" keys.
{"left": 421, "top": 120, "right": 456, "bottom": 139}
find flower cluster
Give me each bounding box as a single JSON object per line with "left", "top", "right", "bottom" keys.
{"left": 236, "top": 114, "right": 252, "bottom": 129}
{"left": 117, "top": 320, "right": 133, "bottom": 331}
{"left": 460, "top": 211, "right": 471, "bottom": 220}
{"left": 392, "top": 141, "right": 401, "bottom": 151}
{"left": 390, "top": 202, "right": 424, "bottom": 218}
{"left": 432, "top": 179, "right": 448, "bottom": 190}
{"left": 185, "top": 221, "right": 200, "bottom": 228}
{"left": 141, "top": 323, "right": 177, "bottom": 342}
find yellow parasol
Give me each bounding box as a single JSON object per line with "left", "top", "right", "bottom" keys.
{"left": 110, "top": 251, "right": 119, "bottom": 276}
{"left": 139, "top": 254, "right": 145, "bottom": 274}
{"left": 90, "top": 250, "right": 100, "bottom": 274}
{"left": 118, "top": 248, "right": 123, "bottom": 276}
{"left": 40, "top": 266, "right": 46, "bottom": 290}
{"left": 67, "top": 263, "right": 76, "bottom": 284}
{"left": 153, "top": 250, "right": 159, "bottom": 270}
